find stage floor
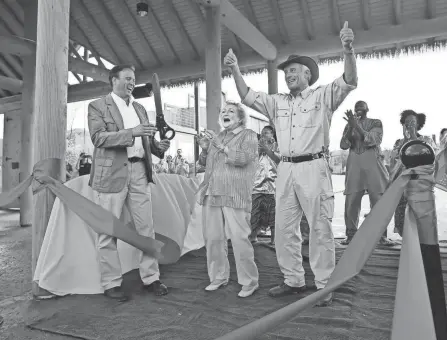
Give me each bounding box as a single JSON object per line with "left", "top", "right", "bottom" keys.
{"left": 22, "top": 243, "right": 447, "bottom": 340}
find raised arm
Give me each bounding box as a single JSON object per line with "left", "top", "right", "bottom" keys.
{"left": 224, "top": 49, "right": 276, "bottom": 121}
{"left": 340, "top": 124, "right": 352, "bottom": 150}
{"left": 225, "top": 130, "right": 258, "bottom": 167}
{"left": 88, "top": 102, "right": 134, "bottom": 148}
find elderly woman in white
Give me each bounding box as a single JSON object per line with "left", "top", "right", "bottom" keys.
{"left": 197, "top": 101, "right": 259, "bottom": 298}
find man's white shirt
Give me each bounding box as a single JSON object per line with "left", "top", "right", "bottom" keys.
{"left": 111, "top": 92, "right": 144, "bottom": 158}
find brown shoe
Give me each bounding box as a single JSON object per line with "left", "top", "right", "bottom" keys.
{"left": 340, "top": 237, "right": 353, "bottom": 246}
{"left": 104, "top": 287, "right": 128, "bottom": 302}
{"left": 268, "top": 283, "right": 307, "bottom": 297}
{"left": 315, "top": 289, "right": 333, "bottom": 307}
{"left": 145, "top": 280, "right": 168, "bottom": 296}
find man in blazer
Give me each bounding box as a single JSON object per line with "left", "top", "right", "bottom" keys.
{"left": 88, "top": 64, "right": 171, "bottom": 301}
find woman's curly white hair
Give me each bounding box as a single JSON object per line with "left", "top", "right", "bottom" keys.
{"left": 218, "top": 101, "right": 248, "bottom": 130}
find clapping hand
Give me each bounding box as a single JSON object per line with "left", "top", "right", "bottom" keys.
{"left": 340, "top": 21, "right": 354, "bottom": 50}
{"left": 343, "top": 109, "right": 356, "bottom": 127}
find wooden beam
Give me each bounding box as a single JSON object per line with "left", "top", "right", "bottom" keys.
{"left": 426, "top": 0, "right": 436, "bottom": 19}
{"left": 193, "top": 0, "right": 222, "bottom": 6}
{"left": 0, "top": 94, "right": 21, "bottom": 113}
{"left": 70, "top": 0, "right": 122, "bottom": 64}
{"left": 0, "top": 75, "right": 22, "bottom": 92}
{"left": 90, "top": 0, "right": 144, "bottom": 69}
{"left": 329, "top": 0, "right": 341, "bottom": 33}
{"left": 269, "top": 0, "right": 289, "bottom": 44}
{"left": 205, "top": 5, "right": 221, "bottom": 133}
{"left": 220, "top": 0, "right": 277, "bottom": 60}
{"left": 392, "top": 0, "right": 402, "bottom": 25}
{"left": 0, "top": 55, "right": 20, "bottom": 79}
{"left": 71, "top": 71, "right": 83, "bottom": 84}
{"left": 165, "top": 0, "right": 201, "bottom": 60}
{"left": 298, "top": 0, "right": 315, "bottom": 40}
{"left": 0, "top": 33, "right": 34, "bottom": 56}
{"left": 32, "top": 0, "right": 70, "bottom": 296}
{"left": 110, "top": 0, "right": 162, "bottom": 67}
{"left": 83, "top": 47, "right": 88, "bottom": 82}
{"left": 69, "top": 17, "right": 107, "bottom": 68}
{"left": 0, "top": 34, "right": 109, "bottom": 83}
{"left": 69, "top": 41, "right": 83, "bottom": 59}
{"left": 145, "top": 2, "right": 181, "bottom": 63}
{"left": 267, "top": 59, "right": 278, "bottom": 94}
{"left": 360, "top": 0, "right": 371, "bottom": 30}
{"left": 68, "top": 55, "right": 109, "bottom": 83}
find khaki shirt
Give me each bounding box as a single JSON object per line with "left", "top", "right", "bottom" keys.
{"left": 242, "top": 76, "right": 356, "bottom": 156}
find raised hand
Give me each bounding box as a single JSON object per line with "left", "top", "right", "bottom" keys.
{"left": 224, "top": 48, "right": 238, "bottom": 68}
{"left": 340, "top": 21, "right": 354, "bottom": 50}
{"left": 343, "top": 109, "right": 356, "bottom": 127}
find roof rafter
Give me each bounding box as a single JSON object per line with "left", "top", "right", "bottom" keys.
{"left": 329, "top": 0, "right": 342, "bottom": 33}
{"left": 111, "top": 0, "right": 162, "bottom": 67}
{"left": 144, "top": 2, "right": 181, "bottom": 64}
{"left": 164, "top": 0, "right": 201, "bottom": 60}
{"left": 360, "top": 0, "right": 371, "bottom": 30}
{"left": 70, "top": 0, "right": 123, "bottom": 65}
{"left": 0, "top": 21, "right": 22, "bottom": 79}
{"left": 298, "top": 0, "right": 315, "bottom": 40}
{"left": 0, "top": 56, "right": 18, "bottom": 79}
{"left": 241, "top": 0, "right": 259, "bottom": 28}
{"left": 90, "top": 0, "right": 144, "bottom": 69}
{"left": 426, "top": 0, "right": 436, "bottom": 19}
{"left": 268, "top": 0, "right": 289, "bottom": 44}
{"left": 69, "top": 17, "right": 107, "bottom": 68}
{"left": 392, "top": 0, "right": 402, "bottom": 25}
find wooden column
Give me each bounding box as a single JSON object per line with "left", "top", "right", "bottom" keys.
{"left": 32, "top": 0, "right": 70, "bottom": 295}
{"left": 205, "top": 5, "right": 222, "bottom": 133}
{"left": 267, "top": 59, "right": 278, "bottom": 94}
{"left": 20, "top": 0, "right": 38, "bottom": 227}
{"left": 2, "top": 110, "right": 22, "bottom": 209}
{"left": 267, "top": 59, "right": 278, "bottom": 127}
{"left": 194, "top": 82, "right": 200, "bottom": 166}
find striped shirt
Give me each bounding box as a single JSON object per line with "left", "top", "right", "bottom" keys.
{"left": 197, "top": 126, "right": 258, "bottom": 212}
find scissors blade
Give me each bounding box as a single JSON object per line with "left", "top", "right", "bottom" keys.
{"left": 152, "top": 73, "right": 163, "bottom": 117}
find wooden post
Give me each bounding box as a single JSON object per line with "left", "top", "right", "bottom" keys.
{"left": 267, "top": 59, "right": 278, "bottom": 127}
{"left": 205, "top": 5, "right": 222, "bottom": 133}
{"left": 20, "top": 1, "right": 38, "bottom": 227}
{"left": 267, "top": 59, "right": 278, "bottom": 95}
{"left": 194, "top": 82, "right": 200, "bottom": 168}
{"left": 2, "top": 110, "right": 21, "bottom": 209}
{"left": 32, "top": 0, "right": 70, "bottom": 295}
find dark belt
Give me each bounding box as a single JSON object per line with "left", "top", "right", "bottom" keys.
{"left": 281, "top": 152, "right": 324, "bottom": 163}
{"left": 128, "top": 157, "right": 144, "bottom": 163}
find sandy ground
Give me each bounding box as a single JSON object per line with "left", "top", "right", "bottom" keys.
{"left": 0, "top": 175, "right": 446, "bottom": 339}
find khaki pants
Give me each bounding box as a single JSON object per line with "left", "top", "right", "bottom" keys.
{"left": 93, "top": 161, "right": 159, "bottom": 290}
{"left": 275, "top": 158, "right": 335, "bottom": 289}
{"left": 202, "top": 198, "right": 259, "bottom": 287}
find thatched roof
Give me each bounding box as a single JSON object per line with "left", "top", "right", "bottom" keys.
{"left": 1, "top": 0, "right": 447, "bottom": 100}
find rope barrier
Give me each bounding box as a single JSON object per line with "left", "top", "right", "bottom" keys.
{"left": 214, "top": 165, "right": 439, "bottom": 340}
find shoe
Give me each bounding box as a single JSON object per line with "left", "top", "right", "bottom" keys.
{"left": 268, "top": 283, "right": 307, "bottom": 297}
{"left": 104, "top": 287, "right": 128, "bottom": 302}
{"left": 145, "top": 280, "right": 168, "bottom": 296}
{"left": 340, "top": 237, "right": 353, "bottom": 246}
{"left": 238, "top": 284, "right": 259, "bottom": 298}
{"left": 205, "top": 279, "right": 229, "bottom": 291}
{"left": 315, "top": 288, "right": 333, "bottom": 307}
{"left": 378, "top": 237, "right": 396, "bottom": 247}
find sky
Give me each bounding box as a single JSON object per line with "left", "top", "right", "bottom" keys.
{"left": 3, "top": 47, "right": 447, "bottom": 151}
